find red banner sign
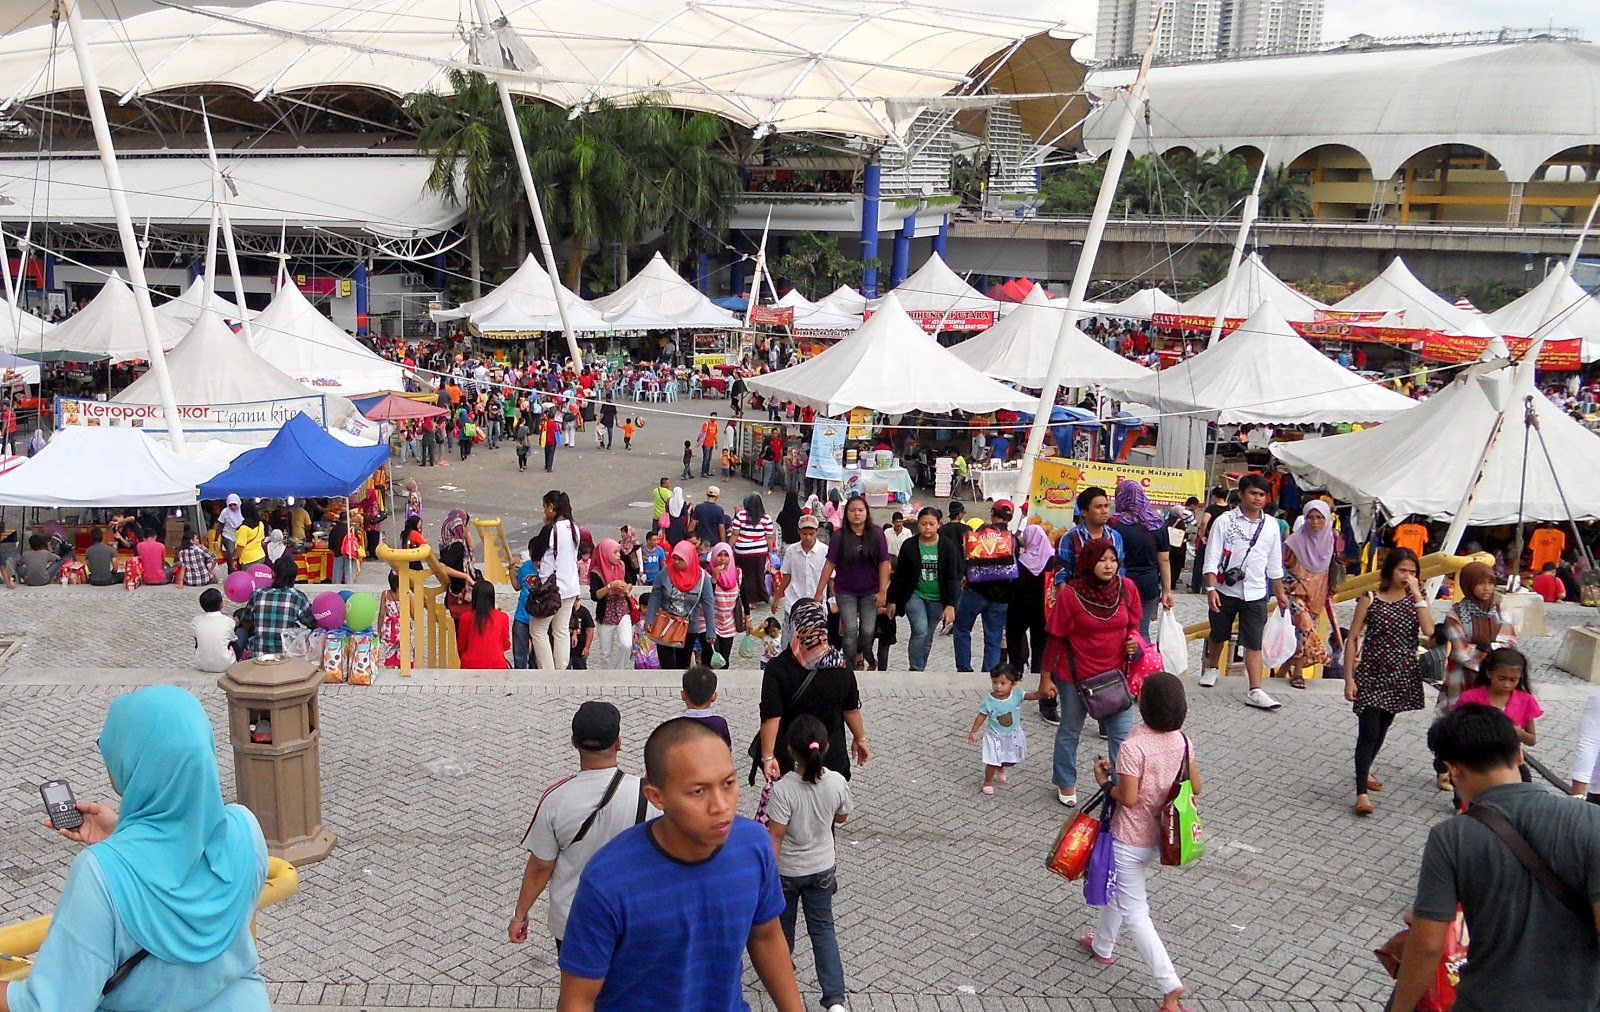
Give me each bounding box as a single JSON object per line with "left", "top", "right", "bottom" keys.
{"left": 749, "top": 305, "right": 794, "bottom": 326}
{"left": 865, "top": 308, "right": 995, "bottom": 333}
{"left": 1151, "top": 312, "right": 1243, "bottom": 333}
{"left": 1419, "top": 334, "right": 1582, "bottom": 370}
{"left": 1314, "top": 309, "right": 1397, "bottom": 324}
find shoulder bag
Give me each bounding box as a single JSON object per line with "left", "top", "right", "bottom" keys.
{"left": 745, "top": 666, "right": 821, "bottom": 774}
{"left": 1159, "top": 735, "right": 1205, "bottom": 866}
{"left": 1063, "top": 631, "right": 1133, "bottom": 721}
{"left": 526, "top": 525, "right": 564, "bottom": 619}
{"left": 1467, "top": 805, "right": 1595, "bottom": 929}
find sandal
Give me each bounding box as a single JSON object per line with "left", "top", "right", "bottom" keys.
{"left": 1158, "top": 987, "right": 1194, "bottom": 1011}
{"left": 1366, "top": 775, "right": 1384, "bottom": 793}
{"left": 1077, "top": 933, "right": 1114, "bottom": 965}
{"left": 1289, "top": 675, "right": 1307, "bottom": 690}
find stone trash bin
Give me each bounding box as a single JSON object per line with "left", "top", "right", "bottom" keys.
{"left": 217, "top": 656, "right": 336, "bottom": 865}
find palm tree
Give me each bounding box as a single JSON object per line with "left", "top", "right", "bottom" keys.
{"left": 653, "top": 110, "right": 741, "bottom": 271}
{"left": 1257, "top": 164, "right": 1314, "bottom": 221}
{"left": 405, "top": 70, "right": 506, "bottom": 299}
{"left": 525, "top": 100, "right": 649, "bottom": 288}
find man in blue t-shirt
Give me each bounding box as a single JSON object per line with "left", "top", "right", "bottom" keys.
{"left": 558, "top": 719, "right": 803, "bottom": 1012}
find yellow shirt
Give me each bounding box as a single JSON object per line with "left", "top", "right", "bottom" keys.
{"left": 289, "top": 507, "right": 311, "bottom": 541}
{"left": 234, "top": 523, "right": 267, "bottom": 566}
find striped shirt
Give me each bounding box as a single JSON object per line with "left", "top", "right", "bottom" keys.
{"left": 712, "top": 582, "right": 741, "bottom": 637}
{"left": 731, "top": 510, "right": 774, "bottom": 555}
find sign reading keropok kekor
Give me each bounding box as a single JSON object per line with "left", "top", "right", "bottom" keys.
{"left": 56, "top": 395, "right": 327, "bottom": 433}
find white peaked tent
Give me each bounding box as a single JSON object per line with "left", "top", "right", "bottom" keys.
{"left": 590, "top": 253, "right": 739, "bottom": 329}
{"left": 1487, "top": 264, "right": 1600, "bottom": 357}
{"left": 874, "top": 252, "right": 999, "bottom": 315}
{"left": 818, "top": 285, "right": 867, "bottom": 315}
{"left": 1272, "top": 362, "right": 1600, "bottom": 523}
{"left": 948, "top": 286, "right": 1153, "bottom": 388}
{"left": 793, "top": 303, "right": 866, "bottom": 334}
{"left": 1333, "top": 257, "right": 1497, "bottom": 338}
{"left": 251, "top": 280, "right": 406, "bottom": 395}
{"left": 33, "top": 273, "right": 189, "bottom": 362}
{"left": 1178, "top": 252, "right": 1326, "bottom": 324}
{"left": 0, "top": 426, "right": 224, "bottom": 507}
{"left": 0, "top": 301, "right": 53, "bottom": 355}
{"left": 156, "top": 278, "right": 254, "bottom": 326}
{"left": 433, "top": 254, "right": 612, "bottom": 332}
{"left": 116, "top": 312, "right": 374, "bottom": 442}
{"left": 1105, "top": 287, "right": 1181, "bottom": 321}
{"left": 744, "top": 294, "right": 1034, "bottom": 415}
{"left": 1103, "top": 302, "right": 1415, "bottom": 424}
{"left": 774, "top": 288, "right": 817, "bottom": 311}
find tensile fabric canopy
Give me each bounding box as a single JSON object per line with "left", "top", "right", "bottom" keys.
{"left": 948, "top": 286, "right": 1151, "bottom": 388}
{"left": 199, "top": 412, "right": 389, "bottom": 500}
{"left": 0, "top": 426, "right": 224, "bottom": 507}
{"left": 361, "top": 394, "right": 448, "bottom": 421}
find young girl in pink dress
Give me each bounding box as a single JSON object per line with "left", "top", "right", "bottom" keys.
{"left": 1455, "top": 646, "right": 1541, "bottom": 781}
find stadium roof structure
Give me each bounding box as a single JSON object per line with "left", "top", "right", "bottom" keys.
{"left": 0, "top": 1, "right": 1087, "bottom": 143}
{"left": 1083, "top": 39, "right": 1600, "bottom": 181}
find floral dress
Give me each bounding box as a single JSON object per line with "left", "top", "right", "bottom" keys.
{"left": 1352, "top": 592, "right": 1424, "bottom": 716}
{"left": 380, "top": 593, "right": 403, "bottom": 668}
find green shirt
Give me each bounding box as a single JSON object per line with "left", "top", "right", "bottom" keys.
{"left": 915, "top": 540, "right": 941, "bottom": 601}
{"left": 653, "top": 487, "right": 672, "bottom": 521}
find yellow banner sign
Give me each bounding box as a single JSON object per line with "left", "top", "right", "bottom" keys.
{"left": 1027, "top": 458, "right": 1082, "bottom": 532}
{"left": 846, "top": 408, "right": 873, "bottom": 440}
{"left": 1060, "top": 458, "right": 1207, "bottom": 512}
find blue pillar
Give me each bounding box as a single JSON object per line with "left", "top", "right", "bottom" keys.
{"left": 932, "top": 215, "right": 950, "bottom": 258}
{"left": 431, "top": 251, "right": 446, "bottom": 289}
{"left": 354, "top": 259, "right": 369, "bottom": 335}
{"left": 890, "top": 213, "right": 914, "bottom": 288}
{"left": 860, "top": 163, "right": 881, "bottom": 297}
{"left": 188, "top": 257, "right": 203, "bottom": 285}
{"left": 696, "top": 249, "right": 710, "bottom": 293}
{"left": 43, "top": 252, "right": 55, "bottom": 293}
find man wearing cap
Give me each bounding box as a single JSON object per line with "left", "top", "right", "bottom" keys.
{"left": 510, "top": 701, "right": 656, "bottom": 954}
{"left": 773, "top": 513, "right": 829, "bottom": 642}
{"left": 953, "top": 500, "right": 1018, "bottom": 673}
{"left": 689, "top": 486, "right": 729, "bottom": 547}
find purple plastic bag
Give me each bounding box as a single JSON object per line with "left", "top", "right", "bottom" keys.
{"left": 1083, "top": 798, "right": 1118, "bottom": 907}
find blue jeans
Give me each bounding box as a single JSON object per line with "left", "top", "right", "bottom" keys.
{"left": 903, "top": 594, "right": 944, "bottom": 671}
{"left": 332, "top": 556, "right": 354, "bottom": 585}
{"left": 511, "top": 619, "right": 531, "bottom": 669}
{"left": 1051, "top": 675, "right": 1134, "bottom": 791}
{"left": 780, "top": 868, "right": 846, "bottom": 1009}
{"left": 1138, "top": 590, "right": 1160, "bottom": 645}
{"left": 836, "top": 593, "right": 877, "bottom": 665}
{"left": 762, "top": 461, "right": 776, "bottom": 490}
{"left": 954, "top": 589, "right": 1007, "bottom": 672}
{"left": 701, "top": 445, "right": 714, "bottom": 475}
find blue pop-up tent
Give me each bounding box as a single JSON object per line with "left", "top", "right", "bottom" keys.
{"left": 198, "top": 412, "right": 389, "bottom": 500}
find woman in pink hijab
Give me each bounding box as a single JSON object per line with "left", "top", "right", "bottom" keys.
{"left": 707, "top": 542, "right": 745, "bottom": 668}
{"left": 1281, "top": 499, "right": 1337, "bottom": 689}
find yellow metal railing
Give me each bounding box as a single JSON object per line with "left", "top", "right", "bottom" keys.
{"left": 375, "top": 542, "right": 459, "bottom": 674}
{"left": 471, "top": 517, "right": 515, "bottom": 588}
{"left": 0, "top": 857, "right": 299, "bottom": 983}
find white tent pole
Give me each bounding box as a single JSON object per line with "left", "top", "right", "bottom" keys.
{"left": 200, "top": 102, "right": 255, "bottom": 344}
{"left": 0, "top": 229, "right": 16, "bottom": 312}
{"left": 1013, "top": 12, "right": 1160, "bottom": 527}
{"left": 10, "top": 224, "right": 29, "bottom": 311}
{"left": 1209, "top": 158, "right": 1268, "bottom": 347}
{"left": 469, "top": 1, "right": 582, "bottom": 370}
{"left": 202, "top": 190, "right": 220, "bottom": 311}
{"left": 743, "top": 207, "right": 773, "bottom": 330}
{"left": 1564, "top": 192, "right": 1600, "bottom": 278}
{"left": 59, "top": 0, "right": 185, "bottom": 451}
{"left": 1427, "top": 364, "right": 1514, "bottom": 588}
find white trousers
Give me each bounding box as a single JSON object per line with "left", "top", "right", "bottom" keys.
{"left": 528, "top": 596, "right": 576, "bottom": 671}
{"left": 1092, "top": 840, "right": 1183, "bottom": 996}
{"left": 593, "top": 617, "right": 633, "bottom": 670}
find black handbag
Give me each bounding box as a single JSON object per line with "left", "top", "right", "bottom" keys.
{"left": 526, "top": 528, "right": 564, "bottom": 619}
{"left": 1066, "top": 642, "right": 1133, "bottom": 721}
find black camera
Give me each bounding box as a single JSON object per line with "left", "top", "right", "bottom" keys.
{"left": 1222, "top": 567, "right": 1245, "bottom": 586}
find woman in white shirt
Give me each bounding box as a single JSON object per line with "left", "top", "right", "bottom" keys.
{"left": 528, "top": 490, "right": 581, "bottom": 671}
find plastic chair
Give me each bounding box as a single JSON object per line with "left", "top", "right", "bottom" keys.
{"left": 952, "top": 457, "right": 978, "bottom": 500}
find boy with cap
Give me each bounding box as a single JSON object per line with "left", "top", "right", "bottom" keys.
{"left": 510, "top": 701, "right": 656, "bottom": 953}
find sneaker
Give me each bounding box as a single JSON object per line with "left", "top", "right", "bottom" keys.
{"left": 1198, "top": 667, "right": 1219, "bottom": 688}
{"left": 1245, "top": 686, "right": 1282, "bottom": 710}
{"left": 825, "top": 1005, "right": 849, "bottom": 1012}
{"left": 1039, "top": 698, "right": 1061, "bottom": 725}
{"left": 1057, "top": 790, "right": 1078, "bottom": 807}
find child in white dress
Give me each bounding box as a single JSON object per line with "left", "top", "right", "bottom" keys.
{"left": 968, "top": 663, "right": 1046, "bottom": 795}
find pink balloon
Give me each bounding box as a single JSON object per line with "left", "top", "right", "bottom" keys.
{"left": 311, "top": 592, "right": 346, "bottom": 630}
{"left": 224, "top": 569, "right": 254, "bottom": 604}
{"left": 246, "top": 563, "right": 275, "bottom": 590}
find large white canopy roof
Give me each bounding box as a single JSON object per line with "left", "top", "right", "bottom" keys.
{"left": 435, "top": 255, "right": 614, "bottom": 332}
{"left": 0, "top": 426, "right": 225, "bottom": 507}
{"left": 1486, "top": 264, "right": 1600, "bottom": 356}
{"left": 948, "top": 286, "right": 1152, "bottom": 388}
{"left": 1271, "top": 363, "right": 1600, "bottom": 524}
{"left": 250, "top": 280, "right": 407, "bottom": 395}
{"left": 31, "top": 273, "right": 189, "bottom": 363}
{"left": 745, "top": 293, "right": 1034, "bottom": 415}
{"left": 156, "top": 278, "right": 255, "bottom": 327}
{"left": 0, "top": 155, "right": 460, "bottom": 237}
{"left": 873, "top": 252, "right": 1000, "bottom": 315}
{"left": 1178, "top": 252, "right": 1326, "bottom": 324}
{"left": 1084, "top": 40, "right": 1600, "bottom": 182}
{"left": 1103, "top": 301, "right": 1415, "bottom": 425}
{"left": 0, "top": 301, "right": 54, "bottom": 356}
{"left": 590, "top": 253, "right": 738, "bottom": 329}
{"left": 1104, "top": 287, "right": 1180, "bottom": 322}
{"left": 1333, "top": 257, "right": 1497, "bottom": 338}
{"left": 0, "top": 2, "right": 1082, "bottom": 142}
{"left": 818, "top": 285, "right": 868, "bottom": 315}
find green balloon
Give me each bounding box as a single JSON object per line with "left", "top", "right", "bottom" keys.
{"left": 344, "top": 591, "right": 379, "bottom": 632}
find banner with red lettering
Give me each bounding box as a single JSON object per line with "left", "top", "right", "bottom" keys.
{"left": 1152, "top": 312, "right": 1243, "bottom": 333}
{"left": 1315, "top": 309, "right": 1399, "bottom": 324}
{"left": 864, "top": 308, "right": 995, "bottom": 333}
{"left": 1418, "top": 335, "right": 1581, "bottom": 370}
{"left": 749, "top": 305, "right": 794, "bottom": 326}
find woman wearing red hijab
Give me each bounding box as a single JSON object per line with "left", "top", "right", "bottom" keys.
{"left": 1041, "top": 537, "right": 1142, "bottom": 808}
{"left": 642, "top": 540, "right": 715, "bottom": 668}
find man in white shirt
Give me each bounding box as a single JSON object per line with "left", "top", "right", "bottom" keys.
{"left": 772, "top": 514, "right": 829, "bottom": 641}
{"left": 510, "top": 701, "right": 657, "bottom": 953}
{"left": 192, "top": 587, "right": 237, "bottom": 672}
{"left": 1201, "top": 473, "right": 1291, "bottom": 710}
{"left": 883, "top": 512, "right": 914, "bottom": 564}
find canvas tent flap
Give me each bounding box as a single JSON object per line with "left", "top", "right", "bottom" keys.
{"left": 0, "top": 426, "right": 223, "bottom": 506}
{"left": 1103, "top": 301, "right": 1415, "bottom": 425}
{"left": 590, "top": 253, "right": 738, "bottom": 328}
{"left": 1333, "top": 257, "right": 1497, "bottom": 338}
{"left": 1106, "top": 287, "right": 1180, "bottom": 321}
{"left": 1486, "top": 264, "right": 1600, "bottom": 360}
{"left": 744, "top": 293, "right": 1033, "bottom": 415}
{"left": 0, "top": 301, "right": 55, "bottom": 355}
{"left": 1271, "top": 363, "right": 1600, "bottom": 524}
{"left": 948, "top": 286, "right": 1151, "bottom": 388}
{"left": 1176, "top": 252, "right": 1326, "bottom": 324}
{"left": 198, "top": 412, "right": 389, "bottom": 500}
{"left": 871, "top": 252, "right": 999, "bottom": 315}
{"left": 156, "top": 278, "right": 254, "bottom": 326}
{"left": 251, "top": 280, "right": 407, "bottom": 395}
{"left": 434, "top": 255, "right": 614, "bottom": 332}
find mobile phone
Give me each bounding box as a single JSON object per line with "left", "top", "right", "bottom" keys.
{"left": 40, "top": 779, "right": 83, "bottom": 831}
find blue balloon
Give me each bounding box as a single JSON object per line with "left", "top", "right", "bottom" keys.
{"left": 338, "top": 590, "right": 354, "bottom": 601}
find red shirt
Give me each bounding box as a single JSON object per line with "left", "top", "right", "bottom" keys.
{"left": 134, "top": 540, "right": 169, "bottom": 581}
{"left": 456, "top": 610, "right": 511, "bottom": 668}
{"left": 1044, "top": 577, "right": 1142, "bottom": 681}
{"left": 1531, "top": 571, "right": 1565, "bottom": 604}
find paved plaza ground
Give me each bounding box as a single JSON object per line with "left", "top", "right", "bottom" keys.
{"left": 2, "top": 401, "right": 1598, "bottom": 1010}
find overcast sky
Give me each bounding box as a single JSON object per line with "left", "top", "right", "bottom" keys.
{"left": 1322, "top": 0, "right": 1600, "bottom": 41}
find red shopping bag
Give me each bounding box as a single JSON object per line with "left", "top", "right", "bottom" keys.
{"left": 1046, "top": 789, "right": 1106, "bottom": 881}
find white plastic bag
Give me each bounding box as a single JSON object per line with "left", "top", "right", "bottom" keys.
{"left": 1261, "top": 608, "right": 1298, "bottom": 668}
{"left": 1156, "top": 606, "right": 1189, "bottom": 676}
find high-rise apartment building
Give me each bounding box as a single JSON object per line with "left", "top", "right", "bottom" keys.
{"left": 1096, "top": 0, "right": 1323, "bottom": 61}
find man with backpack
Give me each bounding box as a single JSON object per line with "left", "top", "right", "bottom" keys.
{"left": 510, "top": 701, "right": 657, "bottom": 954}
{"left": 953, "top": 500, "right": 1019, "bottom": 673}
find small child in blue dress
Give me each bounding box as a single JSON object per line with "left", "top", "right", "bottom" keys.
{"left": 967, "top": 662, "right": 1046, "bottom": 795}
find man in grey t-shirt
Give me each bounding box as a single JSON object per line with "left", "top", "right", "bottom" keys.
{"left": 509, "top": 701, "right": 658, "bottom": 951}
{"left": 1392, "top": 704, "right": 1600, "bottom": 1012}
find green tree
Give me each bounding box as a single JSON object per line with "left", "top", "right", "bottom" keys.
{"left": 1039, "top": 159, "right": 1104, "bottom": 215}
{"left": 652, "top": 110, "right": 741, "bottom": 271}
{"left": 1257, "top": 164, "right": 1314, "bottom": 221}
{"left": 773, "top": 232, "right": 880, "bottom": 295}
{"left": 405, "top": 69, "right": 507, "bottom": 299}
{"left": 1460, "top": 277, "right": 1516, "bottom": 313}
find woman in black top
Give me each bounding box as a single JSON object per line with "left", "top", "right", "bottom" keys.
{"left": 753, "top": 599, "right": 871, "bottom": 783}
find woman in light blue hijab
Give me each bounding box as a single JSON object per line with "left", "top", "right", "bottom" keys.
{"left": 0, "top": 686, "right": 269, "bottom": 1012}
